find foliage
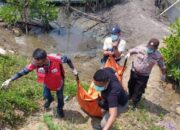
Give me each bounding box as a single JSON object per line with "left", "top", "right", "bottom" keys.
{"left": 43, "top": 114, "right": 60, "bottom": 130}
{"left": 30, "top": 0, "right": 58, "bottom": 30}
{"left": 0, "top": 55, "right": 80, "bottom": 127}
{"left": 0, "top": 0, "right": 58, "bottom": 30}
{"left": 0, "top": 5, "right": 20, "bottom": 25}
{"left": 0, "top": 55, "right": 42, "bottom": 127}
{"left": 160, "top": 18, "right": 180, "bottom": 86}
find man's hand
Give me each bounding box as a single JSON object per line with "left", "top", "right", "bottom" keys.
{"left": 125, "top": 53, "right": 130, "bottom": 59}
{"left": 72, "top": 69, "right": 78, "bottom": 76}
{"left": 161, "top": 74, "right": 166, "bottom": 81}
{"left": 1, "top": 79, "right": 12, "bottom": 89}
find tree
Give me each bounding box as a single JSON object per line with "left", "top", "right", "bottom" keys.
{"left": 0, "top": 0, "right": 58, "bottom": 32}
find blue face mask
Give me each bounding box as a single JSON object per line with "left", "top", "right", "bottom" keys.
{"left": 94, "top": 85, "right": 105, "bottom": 92}
{"left": 147, "top": 48, "right": 155, "bottom": 54}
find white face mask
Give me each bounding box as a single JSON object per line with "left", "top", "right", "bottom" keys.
{"left": 93, "top": 81, "right": 109, "bottom": 92}
{"left": 147, "top": 48, "right": 155, "bottom": 54}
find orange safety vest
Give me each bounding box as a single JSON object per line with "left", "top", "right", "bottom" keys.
{"left": 36, "top": 55, "right": 65, "bottom": 91}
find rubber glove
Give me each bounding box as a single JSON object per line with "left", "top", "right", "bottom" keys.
{"left": 1, "top": 78, "right": 12, "bottom": 89}
{"left": 72, "top": 69, "right": 78, "bottom": 76}
{"left": 125, "top": 53, "right": 130, "bottom": 59}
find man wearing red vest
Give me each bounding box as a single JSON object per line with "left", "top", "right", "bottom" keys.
{"left": 1, "top": 48, "right": 78, "bottom": 118}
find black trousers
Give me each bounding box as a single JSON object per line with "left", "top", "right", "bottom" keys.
{"left": 128, "top": 70, "right": 149, "bottom": 104}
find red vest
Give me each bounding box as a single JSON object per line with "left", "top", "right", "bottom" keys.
{"left": 36, "top": 56, "right": 65, "bottom": 91}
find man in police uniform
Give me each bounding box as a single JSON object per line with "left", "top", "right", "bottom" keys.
{"left": 1, "top": 48, "right": 78, "bottom": 118}
{"left": 125, "top": 38, "right": 166, "bottom": 110}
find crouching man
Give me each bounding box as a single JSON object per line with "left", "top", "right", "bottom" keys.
{"left": 93, "top": 68, "right": 128, "bottom": 130}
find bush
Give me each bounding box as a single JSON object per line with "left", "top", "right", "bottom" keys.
{"left": 0, "top": 55, "right": 80, "bottom": 127}
{"left": 0, "top": 0, "right": 58, "bottom": 31}
{"left": 160, "top": 18, "right": 180, "bottom": 87}
{"left": 0, "top": 55, "right": 41, "bottom": 127}
{"left": 0, "top": 5, "right": 20, "bottom": 25}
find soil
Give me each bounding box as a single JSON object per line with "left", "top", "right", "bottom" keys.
{"left": 0, "top": 0, "right": 180, "bottom": 130}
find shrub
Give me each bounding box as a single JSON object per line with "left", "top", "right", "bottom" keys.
{"left": 0, "top": 55, "right": 41, "bottom": 127}
{"left": 160, "top": 18, "right": 180, "bottom": 87}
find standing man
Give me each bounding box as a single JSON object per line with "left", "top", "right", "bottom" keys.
{"left": 125, "top": 38, "right": 166, "bottom": 110}
{"left": 1, "top": 48, "right": 78, "bottom": 118}
{"left": 101, "top": 25, "right": 126, "bottom": 65}
{"left": 93, "top": 67, "right": 128, "bottom": 130}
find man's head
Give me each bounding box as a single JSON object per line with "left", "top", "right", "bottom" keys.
{"left": 146, "top": 38, "right": 159, "bottom": 53}
{"left": 111, "top": 25, "right": 121, "bottom": 45}
{"left": 111, "top": 25, "right": 121, "bottom": 35}
{"left": 32, "top": 48, "right": 47, "bottom": 66}
{"left": 147, "top": 38, "right": 159, "bottom": 49}
{"left": 93, "top": 69, "right": 110, "bottom": 92}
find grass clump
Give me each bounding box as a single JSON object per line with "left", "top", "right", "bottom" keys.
{"left": 0, "top": 55, "right": 41, "bottom": 127}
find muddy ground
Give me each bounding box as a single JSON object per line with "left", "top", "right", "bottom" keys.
{"left": 0, "top": 0, "right": 180, "bottom": 130}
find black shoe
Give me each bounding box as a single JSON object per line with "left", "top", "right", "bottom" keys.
{"left": 128, "top": 95, "right": 132, "bottom": 100}
{"left": 131, "top": 105, "right": 137, "bottom": 111}
{"left": 57, "top": 109, "right": 64, "bottom": 118}
{"left": 131, "top": 101, "right": 137, "bottom": 111}
{"left": 44, "top": 98, "right": 54, "bottom": 109}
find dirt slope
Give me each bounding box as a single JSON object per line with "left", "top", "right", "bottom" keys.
{"left": 1, "top": 0, "right": 180, "bottom": 130}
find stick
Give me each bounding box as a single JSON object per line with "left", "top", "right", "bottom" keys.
{"left": 69, "top": 6, "right": 107, "bottom": 23}
{"left": 83, "top": 22, "right": 100, "bottom": 33}
{"left": 159, "top": 0, "right": 180, "bottom": 16}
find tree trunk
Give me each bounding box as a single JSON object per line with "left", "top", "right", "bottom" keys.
{"left": 24, "top": 0, "right": 29, "bottom": 34}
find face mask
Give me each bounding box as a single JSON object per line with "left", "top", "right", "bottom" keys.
{"left": 94, "top": 85, "right": 105, "bottom": 92}
{"left": 147, "top": 48, "right": 155, "bottom": 54}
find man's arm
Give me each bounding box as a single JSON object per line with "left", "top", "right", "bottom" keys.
{"left": 125, "top": 46, "right": 141, "bottom": 59}
{"left": 11, "top": 67, "right": 31, "bottom": 81}
{"left": 1, "top": 64, "right": 34, "bottom": 89}
{"left": 103, "top": 107, "right": 118, "bottom": 130}
{"left": 61, "top": 55, "right": 75, "bottom": 69}
{"left": 103, "top": 50, "right": 114, "bottom": 56}
{"left": 61, "top": 55, "right": 78, "bottom": 75}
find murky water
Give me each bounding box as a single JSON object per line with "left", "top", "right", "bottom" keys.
{"left": 15, "top": 8, "right": 99, "bottom": 54}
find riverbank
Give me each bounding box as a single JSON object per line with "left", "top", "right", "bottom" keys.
{"left": 0, "top": 0, "right": 180, "bottom": 130}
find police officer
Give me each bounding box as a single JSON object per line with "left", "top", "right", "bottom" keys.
{"left": 1, "top": 48, "right": 78, "bottom": 118}
{"left": 125, "top": 38, "right": 166, "bottom": 110}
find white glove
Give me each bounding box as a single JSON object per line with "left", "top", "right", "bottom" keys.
{"left": 161, "top": 74, "right": 166, "bottom": 81}
{"left": 1, "top": 79, "right": 12, "bottom": 89}
{"left": 72, "top": 69, "right": 78, "bottom": 76}
{"left": 125, "top": 53, "right": 130, "bottom": 59}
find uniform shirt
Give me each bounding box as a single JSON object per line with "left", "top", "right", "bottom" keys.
{"left": 129, "top": 45, "right": 166, "bottom": 76}
{"left": 101, "top": 68, "right": 128, "bottom": 109}
{"left": 11, "top": 54, "right": 71, "bottom": 81}
{"left": 103, "top": 37, "right": 126, "bottom": 53}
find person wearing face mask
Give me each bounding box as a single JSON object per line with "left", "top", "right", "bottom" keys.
{"left": 101, "top": 25, "right": 126, "bottom": 66}
{"left": 93, "top": 67, "right": 128, "bottom": 130}
{"left": 1, "top": 48, "right": 78, "bottom": 118}
{"left": 125, "top": 38, "right": 166, "bottom": 110}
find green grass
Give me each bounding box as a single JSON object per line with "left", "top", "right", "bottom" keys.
{"left": 0, "top": 55, "right": 41, "bottom": 127}
{"left": 0, "top": 55, "right": 80, "bottom": 127}
{"left": 43, "top": 114, "right": 60, "bottom": 130}
{"left": 112, "top": 99, "right": 165, "bottom": 130}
